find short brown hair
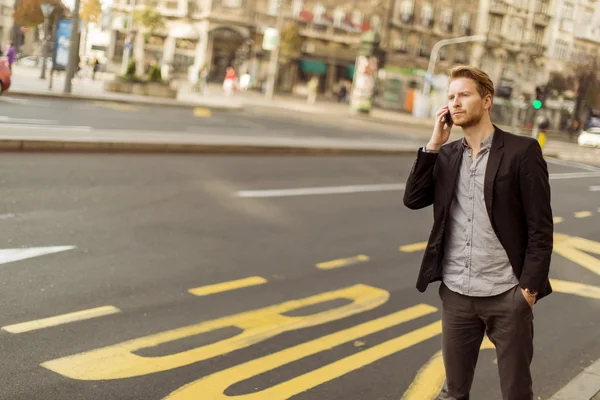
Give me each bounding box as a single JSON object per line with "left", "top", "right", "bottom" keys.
{"left": 449, "top": 66, "right": 495, "bottom": 99}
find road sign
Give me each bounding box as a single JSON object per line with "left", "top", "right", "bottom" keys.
{"left": 262, "top": 27, "right": 279, "bottom": 51}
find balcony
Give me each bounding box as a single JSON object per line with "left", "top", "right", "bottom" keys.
{"left": 534, "top": 13, "right": 550, "bottom": 26}
{"left": 490, "top": 1, "right": 508, "bottom": 15}
{"left": 487, "top": 31, "right": 502, "bottom": 47}
{"left": 524, "top": 43, "right": 546, "bottom": 57}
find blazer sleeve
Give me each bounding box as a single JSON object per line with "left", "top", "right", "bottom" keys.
{"left": 518, "top": 139, "right": 554, "bottom": 294}
{"left": 403, "top": 148, "right": 439, "bottom": 210}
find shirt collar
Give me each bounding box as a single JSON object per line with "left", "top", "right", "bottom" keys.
{"left": 461, "top": 132, "right": 494, "bottom": 150}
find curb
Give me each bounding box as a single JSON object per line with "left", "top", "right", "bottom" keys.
{"left": 0, "top": 139, "right": 417, "bottom": 155}
{"left": 5, "top": 91, "right": 244, "bottom": 112}
{"left": 549, "top": 358, "right": 600, "bottom": 400}
{"left": 0, "top": 139, "right": 562, "bottom": 156}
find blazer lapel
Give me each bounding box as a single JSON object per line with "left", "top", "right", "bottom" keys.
{"left": 484, "top": 127, "right": 505, "bottom": 222}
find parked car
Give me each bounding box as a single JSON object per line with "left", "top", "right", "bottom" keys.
{"left": 578, "top": 127, "right": 600, "bottom": 148}
{"left": 0, "top": 61, "right": 11, "bottom": 93}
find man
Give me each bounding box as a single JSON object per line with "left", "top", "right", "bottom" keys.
{"left": 403, "top": 66, "right": 553, "bottom": 400}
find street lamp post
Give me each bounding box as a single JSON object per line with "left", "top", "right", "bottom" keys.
{"left": 422, "top": 35, "right": 487, "bottom": 96}
{"left": 64, "top": 0, "right": 82, "bottom": 93}
{"left": 40, "top": 3, "right": 55, "bottom": 80}
{"left": 265, "top": 0, "right": 285, "bottom": 100}
{"left": 121, "top": 0, "right": 137, "bottom": 75}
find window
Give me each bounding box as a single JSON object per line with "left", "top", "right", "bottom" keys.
{"left": 441, "top": 8, "right": 453, "bottom": 31}
{"left": 455, "top": 48, "right": 467, "bottom": 63}
{"left": 393, "top": 35, "right": 408, "bottom": 53}
{"left": 371, "top": 15, "right": 381, "bottom": 32}
{"left": 267, "top": 0, "right": 278, "bottom": 16}
{"left": 510, "top": 18, "right": 523, "bottom": 41}
{"left": 292, "top": 0, "right": 303, "bottom": 17}
{"left": 459, "top": 13, "right": 471, "bottom": 34}
{"left": 417, "top": 38, "right": 429, "bottom": 57}
{"left": 352, "top": 10, "right": 361, "bottom": 26}
{"left": 562, "top": 2, "right": 574, "bottom": 20}
{"left": 439, "top": 46, "right": 448, "bottom": 61}
{"left": 399, "top": 0, "right": 413, "bottom": 22}
{"left": 420, "top": 3, "right": 433, "bottom": 27}
{"left": 553, "top": 39, "right": 569, "bottom": 60}
{"left": 534, "top": 27, "right": 544, "bottom": 44}
{"left": 333, "top": 7, "right": 345, "bottom": 27}
{"left": 490, "top": 15, "right": 503, "bottom": 34}
{"left": 582, "top": 9, "right": 593, "bottom": 25}
{"left": 313, "top": 3, "right": 325, "bottom": 22}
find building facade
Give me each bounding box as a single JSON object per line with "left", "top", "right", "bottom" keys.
{"left": 107, "top": 0, "right": 478, "bottom": 100}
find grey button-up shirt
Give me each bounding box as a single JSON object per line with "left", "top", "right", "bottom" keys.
{"left": 441, "top": 133, "right": 519, "bottom": 297}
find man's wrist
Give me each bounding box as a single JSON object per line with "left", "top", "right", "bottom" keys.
{"left": 425, "top": 142, "right": 442, "bottom": 152}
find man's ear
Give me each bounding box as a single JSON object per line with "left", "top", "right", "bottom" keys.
{"left": 484, "top": 94, "right": 493, "bottom": 111}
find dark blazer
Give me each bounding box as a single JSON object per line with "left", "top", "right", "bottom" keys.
{"left": 403, "top": 126, "right": 554, "bottom": 300}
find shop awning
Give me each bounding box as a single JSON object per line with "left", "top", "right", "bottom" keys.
{"left": 299, "top": 59, "right": 328, "bottom": 75}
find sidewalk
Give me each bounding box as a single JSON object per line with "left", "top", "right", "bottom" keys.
{"left": 6, "top": 66, "right": 244, "bottom": 110}
{"left": 6, "top": 65, "right": 432, "bottom": 129}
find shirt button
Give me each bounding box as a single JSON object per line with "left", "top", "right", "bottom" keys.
{"left": 467, "top": 242, "right": 471, "bottom": 246}
{"left": 468, "top": 218, "right": 472, "bottom": 222}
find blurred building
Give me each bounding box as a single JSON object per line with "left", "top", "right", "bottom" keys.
{"left": 0, "top": 0, "right": 12, "bottom": 48}
{"left": 107, "top": 0, "right": 480, "bottom": 97}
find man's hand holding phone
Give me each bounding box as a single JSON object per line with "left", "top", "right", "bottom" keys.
{"left": 426, "top": 106, "right": 453, "bottom": 152}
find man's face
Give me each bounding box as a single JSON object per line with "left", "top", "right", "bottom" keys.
{"left": 447, "top": 78, "right": 491, "bottom": 128}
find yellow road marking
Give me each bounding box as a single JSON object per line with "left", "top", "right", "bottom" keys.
{"left": 163, "top": 305, "right": 440, "bottom": 399}
{"left": 554, "top": 233, "right": 600, "bottom": 276}
{"left": 553, "top": 217, "right": 564, "bottom": 224}
{"left": 574, "top": 211, "right": 593, "bottom": 218}
{"left": 42, "top": 285, "right": 389, "bottom": 380}
{"left": 193, "top": 107, "right": 211, "bottom": 117}
{"left": 316, "top": 255, "right": 369, "bottom": 270}
{"left": 550, "top": 279, "right": 600, "bottom": 299}
{"left": 401, "top": 338, "right": 494, "bottom": 400}
{"left": 188, "top": 276, "right": 267, "bottom": 297}
{"left": 2, "top": 306, "right": 120, "bottom": 334}
{"left": 399, "top": 242, "right": 428, "bottom": 253}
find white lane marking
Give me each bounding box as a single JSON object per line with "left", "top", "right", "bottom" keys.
{"left": 0, "top": 213, "right": 16, "bottom": 220}
{"left": 0, "top": 116, "right": 58, "bottom": 125}
{"left": 0, "top": 245, "right": 76, "bottom": 266}
{"left": 0, "top": 123, "right": 92, "bottom": 131}
{"left": 546, "top": 157, "right": 600, "bottom": 172}
{"left": 236, "top": 183, "right": 406, "bottom": 198}
{"left": 2, "top": 306, "right": 120, "bottom": 334}
{"left": 549, "top": 171, "right": 600, "bottom": 180}
{"left": 590, "top": 186, "right": 600, "bottom": 192}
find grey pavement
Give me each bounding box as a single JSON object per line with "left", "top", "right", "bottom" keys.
{"left": 0, "top": 154, "right": 599, "bottom": 400}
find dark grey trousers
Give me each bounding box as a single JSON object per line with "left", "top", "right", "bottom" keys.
{"left": 437, "top": 283, "right": 534, "bottom": 400}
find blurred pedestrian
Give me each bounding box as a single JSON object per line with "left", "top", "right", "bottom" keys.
{"left": 223, "top": 67, "right": 237, "bottom": 96}
{"left": 307, "top": 76, "right": 318, "bottom": 104}
{"left": 6, "top": 43, "right": 16, "bottom": 73}
{"left": 403, "top": 65, "right": 553, "bottom": 400}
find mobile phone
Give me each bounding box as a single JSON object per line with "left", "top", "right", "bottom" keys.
{"left": 445, "top": 112, "right": 453, "bottom": 127}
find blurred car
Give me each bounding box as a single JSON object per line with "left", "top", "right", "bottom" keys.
{"left": 17, "top": 56, "right": 53, "bottom": 68}
{"left": 0, "top": 61, "right": 10, "bottom": 93}
{"left": 578, "top": 127, "right": 600, "bottom": 148}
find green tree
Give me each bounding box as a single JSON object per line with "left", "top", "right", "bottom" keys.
{"left": 545, "top": 72, "right": 572, "bottom": 96}
{"left": 279, "top": 21, "right": 303, "bottom": 65}
{"left": 134, "top": 6, "right": 165, "bottom": 36}
{"left": 573, "top": 57, "right": 600, "bottom": 119}
{"left": 80, "top": 0, "right": 102, "bottom": 25}
{"left": 13, "top": 0, "right": 66, "bottom": 27}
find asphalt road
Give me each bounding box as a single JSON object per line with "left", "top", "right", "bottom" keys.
{"left": 0, "top": 95, "right": 429, "bottom": 142}
{"left": 0, "top": 153, "right": 599, "bottom": 400}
